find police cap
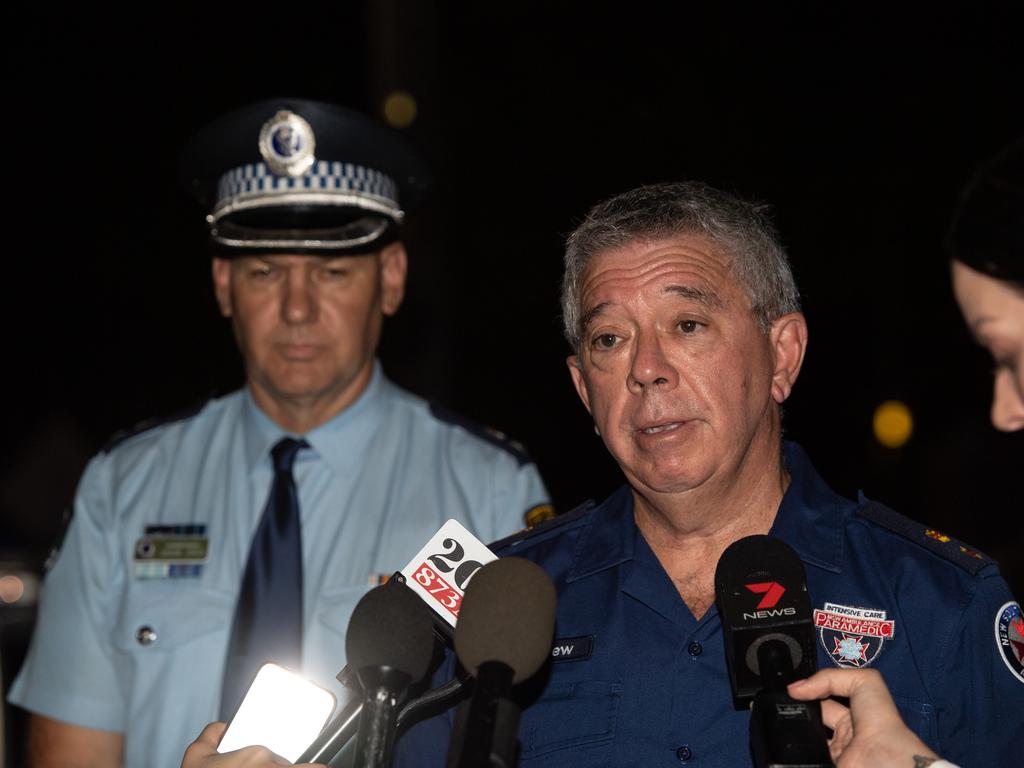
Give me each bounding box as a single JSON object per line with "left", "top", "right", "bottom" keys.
{"left": 181, "top": 98, "right": 431, "bottom": 256}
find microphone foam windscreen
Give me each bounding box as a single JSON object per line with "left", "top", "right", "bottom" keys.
{"left": 453, "top": 557, "right": 556, "bottom": 684}
{"left": 345, "top": 580, "right": 435, "bottom": 683}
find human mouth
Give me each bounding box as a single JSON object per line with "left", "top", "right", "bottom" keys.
{"left": 638, "top": 421, "right": 684, "bottom": 435}
{"left": 279, "top": 344, "right": 320, "bottom": 361}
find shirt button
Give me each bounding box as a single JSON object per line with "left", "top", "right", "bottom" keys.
{"left": 676, "top": 744, "right": 693, "bottom": 762}
{"left": 687, "top": 641, "right": 703, "bottom": 656}
{"left": 136, "top": 625, "right": 158, "bottom": 646}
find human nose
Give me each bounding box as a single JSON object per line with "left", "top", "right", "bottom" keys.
{"left": 281, "top": 270, "right": 317, "bottom": 324}
{"left": 991, "top": 368, "right": 1024, "bottom": 432}
{"left": 628, "top": 330, "right": 678, "bottom": 392}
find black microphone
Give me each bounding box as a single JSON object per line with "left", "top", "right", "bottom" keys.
{"left": 714, "top": 535, "right": 832, "bottom": 768}
{"left": 344, "top": 579, "right": 435, "bottom": 768}
{"left": 447, "top": 557, "right": 556, "bottom": 768}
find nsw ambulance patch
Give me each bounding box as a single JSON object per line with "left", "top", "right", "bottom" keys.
{"left": 814, "top": 602, "right": 895, "bottom": 668}
{"left": 995, "top": 601, "right": 1024, "bottom": 684}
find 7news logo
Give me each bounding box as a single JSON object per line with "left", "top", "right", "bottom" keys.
{"left": 743, "top": 581, "right": 796, "bottom": 620}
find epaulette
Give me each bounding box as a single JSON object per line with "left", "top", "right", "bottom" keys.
{"left": 102, "top": 397, "right": 211, "bottom": 454}
{"left": 429, "top": 401, "right": 534, "bottom": 467}
{"left": 856, "top": 501, "right": 995, "bottom": 576}
{"left": 488, "top": 499, "right": 597, "bottom": 553}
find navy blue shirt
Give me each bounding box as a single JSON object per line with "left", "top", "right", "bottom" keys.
{"left": 397, "top": 442, "right": 1024, "bottom": 767}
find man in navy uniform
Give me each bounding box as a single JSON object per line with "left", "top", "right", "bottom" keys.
{"left": 397, "top": 181, "right": 1022, "bottom": 767}
{"left": 8, "top": 99, "right": 549, "bottom": 768}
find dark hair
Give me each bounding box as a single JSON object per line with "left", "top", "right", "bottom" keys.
{"left": 561, "top": 181, "right": 800, "bottom": 353}
{"left": 947, "top": 136, "right": 1024, "bottom": 288}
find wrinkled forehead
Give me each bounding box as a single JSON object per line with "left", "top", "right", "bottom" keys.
{"left": 579, "top": 234, "right": 743, "bottom": 308}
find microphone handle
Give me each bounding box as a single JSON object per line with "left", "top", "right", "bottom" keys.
{"left": 295, "top": 696, "right": 362, "bottom": 764}
{"left": 750, "top": 686, "right": 832, "bottom": 768}
{"left": 354, "top": 685, "right": 401, "bottom": 768}
{"left": 452, "top": 661, "right": 517, "bottom": 768}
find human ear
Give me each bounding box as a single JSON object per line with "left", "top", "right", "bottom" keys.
{"left": 379, "top": 242, "right": 408, "bottom": 316}
{"left": 768, "top": 312, "right": 808, "bottom": 404}
{"left": 567, "top": 354, "right": 593, "bottom": 415}
{"left": 211, "top": 258, "right": 234, "bottom": 318}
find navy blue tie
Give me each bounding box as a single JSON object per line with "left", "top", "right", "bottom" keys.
{"left": 220, "top": 437, "right": 308, "bottom": 719}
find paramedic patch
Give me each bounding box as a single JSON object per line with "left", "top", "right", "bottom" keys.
{"left": 814, "top": 602, "right": 895, "bottom": 668}
{"left": 994, "top": 601, "right": 1024, "bottom": 684}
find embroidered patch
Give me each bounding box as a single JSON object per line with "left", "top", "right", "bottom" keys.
{"left": 814, "top": 602, "right": 895, "bottom": 668}
{"left": 995, "top": 601, "right": 1024, "bottom": 684}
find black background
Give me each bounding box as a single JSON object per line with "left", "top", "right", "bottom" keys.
{"left": 2, "top": 0, "right": 1023, "bottom": 674}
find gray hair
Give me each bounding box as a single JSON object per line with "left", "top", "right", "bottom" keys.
{"left": 561, "top": 181, "right": 801, "bottom": 353}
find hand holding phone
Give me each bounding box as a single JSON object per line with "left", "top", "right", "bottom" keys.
{"left": 215, "top": 663, "right": 336, "bottom": 763}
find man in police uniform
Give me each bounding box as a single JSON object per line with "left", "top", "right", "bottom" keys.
{"left": 397, "top": 181, "right": 1023, "bottom": 767}
{"left": 8, "top": 99, "right": 549, "bottom": 768}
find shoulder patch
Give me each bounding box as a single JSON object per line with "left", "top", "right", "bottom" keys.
{"left": 429, "top": 401, "right": 534, "bottom": 467}
{"left": 489, "top": 499, "right": 596, "bottom": 553}
{"left": 994, "top": 601, "right": 1024, "bottom": 684}
{"left": 524, "top": 503, "right": 557, "bottom": 528}
{"left": 102, "top": 397, "right": 211, "bottom": 454}
{"left": 856, "top": 501, "right": 994, "bottom": 576}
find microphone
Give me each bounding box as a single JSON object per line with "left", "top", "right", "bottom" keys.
{"left": 714, "top": 535, "right": 832, "bottom": 768}
{"left": 345, "top": 578, "right": 435, "bottom": 768}
{"left": 448, "top": 557, "right": 556, "bottom": 768}
{"left": 297, "top": 519, "right": 499, "bottom": 764}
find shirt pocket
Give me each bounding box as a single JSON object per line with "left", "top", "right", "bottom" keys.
{"left": 307, "top": 585, "right": 374, "bottom": 683}
{"left": 112, "top": 582, "right": 235, "bottom": 713}
{"left": 113, "top": 583, "right": 234, "bottom": 653}
{"left": 110, "top": 583, "right": 236, "bottom": 767}
{"left": 892, "top": 694, "right": 936, "bottom": 749}
{"left": 517, "top": 679, "right": 622, "bottom": 764}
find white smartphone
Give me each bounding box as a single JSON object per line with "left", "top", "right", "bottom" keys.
{"left": 218, "top": 662, "right": 337, "bottom": 761}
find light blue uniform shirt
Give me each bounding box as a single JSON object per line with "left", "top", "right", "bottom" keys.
{"left": 9, "top": 363, "right": 548, "bottom": 767}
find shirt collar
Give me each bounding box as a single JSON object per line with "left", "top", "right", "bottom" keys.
{"left": 768, "top": 441, "right": 850, "bottom": 574}
{"left": 566, "top": 485, "right": 635, "bottom": 582}
{"left": 566, "top": 441, "right": 850, "bottom": 580}
{"left": 241, "top": 360, "right": 387, "bottom": 476}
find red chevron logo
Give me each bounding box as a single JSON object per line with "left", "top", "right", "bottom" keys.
{"left": 745, "top": 581, "right": 787, "bottom": 609}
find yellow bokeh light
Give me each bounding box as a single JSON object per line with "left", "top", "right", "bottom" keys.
{"left": 0, "top": 574, "right": 25, "bottom": 604}
{"left": 873, "top": 400, "right": 914, "bottom": 448}
{"left": 382, "top": 90, "right": 418, "bottom": 129}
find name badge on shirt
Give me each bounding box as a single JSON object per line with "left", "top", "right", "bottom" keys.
{"left": 134, "top": 524, "right": 208, "bottom": 579}
{"left": 551, "top": 635, "right": 594, "bottom": 662}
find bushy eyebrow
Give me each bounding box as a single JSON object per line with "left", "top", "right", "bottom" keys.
{"left": 664, "top": 284, "right": 723, "bottom": 309}
{"left": 579, "top": 284, "right": 724, "bottom": 332}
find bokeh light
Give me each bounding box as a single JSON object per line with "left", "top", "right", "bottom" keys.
{"left": 873, "top": 400, "right": 914, "bottom": 448}
{"left": 382, "top": 90, "right": 418, "bottom": 128}
{"left": 0, "top": 574, "right": 25, "bottom": 604}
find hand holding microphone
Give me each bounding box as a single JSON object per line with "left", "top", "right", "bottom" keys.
{"left": 788, "top": 669, "right": 948, "bottom": 768}
{"left": 715, "top": 535, "right": 832, "bottom": 768}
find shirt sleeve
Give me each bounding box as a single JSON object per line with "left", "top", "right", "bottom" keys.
{"left": 933, "top": 568, "right": 1024, "bottom": 766}
{"left": 490, "top": 456, "right": 550, "bottom": 539}
{"left": 7, "top": 453, "right": 128, "bottom": 732}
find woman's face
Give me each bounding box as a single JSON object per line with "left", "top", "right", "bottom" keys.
{"left": 952, "top": 260, "right": 1024, "bottom": 431}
